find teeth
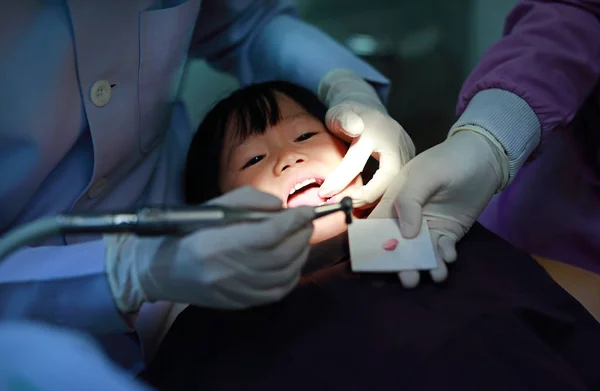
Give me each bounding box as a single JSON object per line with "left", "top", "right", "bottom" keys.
{"left": 289, "top": 178, "right": 319, "bottom": 196}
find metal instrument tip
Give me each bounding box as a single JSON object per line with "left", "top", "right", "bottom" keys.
{"left": 312, "top": 197, "right": 353, "bottom": 224}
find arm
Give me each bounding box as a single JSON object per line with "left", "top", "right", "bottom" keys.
{"left": 452, "top": 0, "right": 600, "bottom": 184}
{"left": 189, "top": 0, "right": 390, "bottom": 100}
{"left": 0, "top": 239, "right": 131, "bottom": 334}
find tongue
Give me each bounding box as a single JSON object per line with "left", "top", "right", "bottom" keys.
{"left": 287, "top": 186, "right": 327, "bottom": 208}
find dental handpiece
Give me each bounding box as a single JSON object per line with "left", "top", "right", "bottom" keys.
{"left": 56, "top": 196, "right": 354, "bottom": 236}
{"left": 0, "top": 198, "right": 354, "bottom": 263}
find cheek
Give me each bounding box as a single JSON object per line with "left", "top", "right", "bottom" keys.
{"left": 220, "top": 169, "right": 284, "bottom": 202}
{"left": 312, "top": 136, "right": 348, "bottom": 165}
{"left": 333, "top": 138, "right": 349, "bottom": 158}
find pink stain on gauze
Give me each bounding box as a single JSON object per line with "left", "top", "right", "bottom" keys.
{"left": 382, "top": 238, "right": 399, "bottom": 251}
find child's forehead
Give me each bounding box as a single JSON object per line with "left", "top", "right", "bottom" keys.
{"left": 225, "top": 96, "right": 317, "bottom": 144}
{"left": 275, "top": 92, "right": 310, "bottom": 116}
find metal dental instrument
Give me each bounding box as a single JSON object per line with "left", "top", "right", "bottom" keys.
{"left": 0, "top": 197, "right": 353, "bottom": 264}
{"left": 313, "top": 196, "right": 353, "bottom": 224}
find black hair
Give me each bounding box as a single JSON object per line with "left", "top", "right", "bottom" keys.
{"left": 184, "top": 81, "right": 329, "bottom": 205}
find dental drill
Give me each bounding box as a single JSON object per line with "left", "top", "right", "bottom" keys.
{"left": 0, "top": 197, "right": 353, "bottom": 264}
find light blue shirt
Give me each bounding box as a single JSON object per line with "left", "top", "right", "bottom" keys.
{"left": 0, "top": 0, "right": 389, "bottom": 374}
{"left": 0, "top": 321, "right": 153, "bottom": 390}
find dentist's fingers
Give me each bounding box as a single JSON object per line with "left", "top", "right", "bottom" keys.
{"left": 319, "top": 137, "right": 372, "bottom": 199}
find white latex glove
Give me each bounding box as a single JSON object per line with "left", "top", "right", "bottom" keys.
{"left": 317, "top": 69, "right": 415, "bottom": 208}
{"left": 105, "top": 186, "right": 315, "bottom": 313}
{"left": 371, "top": 129, "right": 508, "bottom": 288}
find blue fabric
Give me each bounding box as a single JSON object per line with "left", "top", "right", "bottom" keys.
{"left": 0, "top": 322, "right": 152, "bottom": 390}
{"left": 0, "top": 0, "right": 389, "bottom": 374}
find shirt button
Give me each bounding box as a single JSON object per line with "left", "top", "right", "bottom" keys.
{"left": 88, "top": 177, "right": 108, "bottom": 199}
{"left": 90, "top": 80, "right": 112, "bottom": 107}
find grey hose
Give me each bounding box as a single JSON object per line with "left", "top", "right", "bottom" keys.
{"left": 0, "top": 217, "right": 61, "bottom": 264}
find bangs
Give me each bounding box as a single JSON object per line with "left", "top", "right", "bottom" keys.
{"left": 226, "top": 86, "right": 283, "bottom": 145}
{"left": 184, "top": 81, "right": 328, "bottom": 205}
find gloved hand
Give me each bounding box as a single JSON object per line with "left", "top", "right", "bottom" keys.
{"left": 317, "top": 69, "right": 415, "bottom": 208}
{"left": 371, "top": 128, "right": 508, "bottom": 288}
{"left": 105, "top": 186, "right": 315, "bottom": 313}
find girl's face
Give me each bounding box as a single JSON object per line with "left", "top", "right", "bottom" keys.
{"left": 219, "top": 92, "right": 363, "bottom": 244}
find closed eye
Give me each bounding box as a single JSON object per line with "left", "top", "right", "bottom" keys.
{"left": 242, "top": 155, "right": 264, "bottom": 169}
{"left": 295, "top": 132, "right": 318, "bottom": 142}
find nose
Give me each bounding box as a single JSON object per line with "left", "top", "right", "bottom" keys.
{"left": 274, "top": 149, "right": 308, "bottom": 175}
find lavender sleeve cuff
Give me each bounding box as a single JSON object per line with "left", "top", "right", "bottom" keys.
{"left": 450, "top": 89, "right": 541, "bottom": 184}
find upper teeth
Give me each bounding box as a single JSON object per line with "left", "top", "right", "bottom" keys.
{"left": 289, "top": 178, "right": 319, "bottom": 196}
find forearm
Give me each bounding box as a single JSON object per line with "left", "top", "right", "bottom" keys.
{"left": 0, "top": 239, "right": 132, "bottom": 334}
{"left": 453, "top": 0, "right": 600, "bottom": 183}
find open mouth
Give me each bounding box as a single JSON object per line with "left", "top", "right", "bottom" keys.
{"left": 287, "top": 178, "right": 332, "bottom": 208}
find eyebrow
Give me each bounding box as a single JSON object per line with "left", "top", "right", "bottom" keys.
{"left": 225, "top": 112, "right": 314, "bottom": 165}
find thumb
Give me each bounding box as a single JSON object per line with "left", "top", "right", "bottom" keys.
{"left": 394, "top": 196, "right": 422, "bottom": 239}
{"left": 393, "top": 167, "right": 440, "bottom": 239}
{"left": 325, "top": 105, "right": 365, "bottom": 138}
